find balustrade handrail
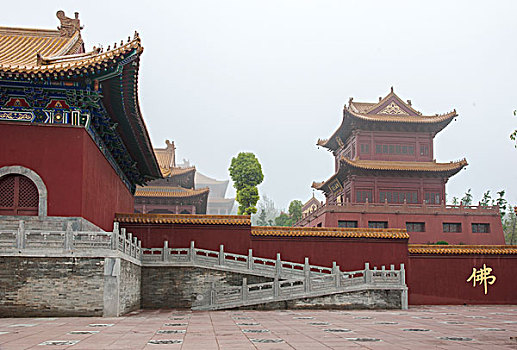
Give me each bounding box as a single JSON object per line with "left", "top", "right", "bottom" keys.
{"left": 0, "top": 221, "right": 142, "bottom": 261}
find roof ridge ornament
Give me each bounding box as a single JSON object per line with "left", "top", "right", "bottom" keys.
{"left": 56, "top": 10, "right": 83, "bottom": 38}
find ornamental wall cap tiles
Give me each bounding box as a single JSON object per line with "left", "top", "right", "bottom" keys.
{"left": 115, "top": 213, "right": 251, "bottom": 225}
{"left": 252, "top": 226, "right": 409, "bottom": 240}
{"left": 408, "top": 245, "right": 517, "bottom": 255}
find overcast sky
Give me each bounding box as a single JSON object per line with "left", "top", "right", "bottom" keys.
{"left": 4, "top": 1, "right": 517, "bottom": 210}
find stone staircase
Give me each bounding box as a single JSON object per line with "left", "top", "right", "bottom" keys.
{"left": 141, "top": 241, "right": 408, "bottom": 311}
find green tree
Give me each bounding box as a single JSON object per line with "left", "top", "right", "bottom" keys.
{"left": 503, "top": 206, "right": 517, "bottom": 245}
{"left": 480, "top": 190, "right": 492, "bottom": 206}
{"left": 229, "top": 152, "right": 264, "bottom": 215}
{"left": 461, "top": 188, "right": 473, "bottom": 206}
{"left": 493, "top": 190, "right": 508, "bottom": 219}
{"left": 253, "top": 195, "right": 278, "bottom": 226}
{"left": 288, "top": 200, "right": 303, "bottom": 223}
{"left": 274, "top": 212, "right": 292, "bottom": 226}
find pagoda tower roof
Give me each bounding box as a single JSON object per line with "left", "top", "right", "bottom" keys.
{"left": 318, "top": 88, "right": 457, "bottom": 151}
{"left": 313, "top": 157, "right": 468, "bottom": 194}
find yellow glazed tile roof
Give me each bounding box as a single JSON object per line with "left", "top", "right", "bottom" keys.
{"left": 346, "top": 108, "right": 457, "bottom": 124}
{"left": 252, "top": 226, "right": 409, "bottom": 240}
{"left": 342, "top": 158, "right": 468, "bottom": 172}
{"left": 0, "top": 32, "right": 142, "bottom": 75}
{"left": 134, "top": 186, "right": 208, "bottom": 198}
{"left": 160, "top": 166, "right": 196, "bottom": 178}
{"left": 115, "top": 213, "right": 251, "bottom": 225}
{"left": 409, "top": 245, "right": 517, "bottom": 255}
{"left": 0, "top": 27, "right": 81, "bottom": 67}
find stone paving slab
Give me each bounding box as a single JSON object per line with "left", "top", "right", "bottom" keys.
{"left": 0, "top": 305, "right": 516, "bottom": 349}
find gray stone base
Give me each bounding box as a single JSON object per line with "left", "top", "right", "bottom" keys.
{"left": 0, "top": 256, "right": 140, "bottom": 317}
{"left": 142, "top": 266, "right": 272, "bottom": 309}
{"left": 234, "top": 289, "right": 402, "bottom": 310}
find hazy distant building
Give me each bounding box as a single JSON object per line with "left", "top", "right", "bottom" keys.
{"left": 134, "top": 141, "right": 209, "bottom": 214}
{"left": 177, "top": 160, "right": 236, "bottom": 215}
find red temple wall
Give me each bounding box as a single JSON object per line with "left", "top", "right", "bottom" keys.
{"left": 321, "top": 211, "right": 505, "bottom": 245}
{"left": 408, "top": 255, "right": 517, "bottom": 304}
{"left": 0, "top": 123, "right": 133, "bottom": 231}
{"left": 81, "top": 133, "right": 134, "bottom": 230}
{"left": 120, "top": 220, "right": 516, "bottom": 304}
{"left": 250, "top": 237, "right": 409, "bottom": 271}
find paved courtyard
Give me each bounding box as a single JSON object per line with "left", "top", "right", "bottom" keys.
{"left": 0, "top": 305, "right": 516, "bottom": 349}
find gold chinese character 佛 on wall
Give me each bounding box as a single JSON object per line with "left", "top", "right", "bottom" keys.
{"left": 466, "top": 264, "right": 496, "bottom": 295}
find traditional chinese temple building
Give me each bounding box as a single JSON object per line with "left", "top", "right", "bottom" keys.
{"left": 0, "top": 11, "right": 161, "bottom": 231}
{"left": 297, "top": 89, "right": 505, "bottom": 245}
{"left": 134, "top": 140, "right": 209, "bottom": 214}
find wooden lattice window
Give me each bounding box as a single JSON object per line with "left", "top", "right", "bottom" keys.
{"left": 0, "top": 175, "right": 39, "bottom": 216}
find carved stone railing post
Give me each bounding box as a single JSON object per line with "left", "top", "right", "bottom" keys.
{"left": 189, "top": 241, "right": 195, "bottom": 263}
{"left": 64, "top": 221, "right": 73, "bottom": 251}
{"left": 332, "top": 261, "right": 341, "bottom": 288}
{"left": 16, "top": 220, "right": 25, "bottom": 249}
{"left": 138, "top": 240, "right": 142, "bottom": 260}
{"left": 163, "top": 241, "right": 169, "bottom": 262}
{"left": 304, "top": 257, "right": 311, "bottom": 292}
{"left": 133, "top": 237, "right": 138, "bottom": 258}
{"left": 400, "top": 263, "right": 408, "bottom": 309}
{"left": 111, "top": 222, "right": 119, "bottom": 250}
{"left": 128, "top": 232, "right": 133, "bottom": 257}
{"left": 275, "top": 253, "right": 282, "bottom": 276}
{"left": 247, "top": 249, "right": 253, "bottom": 270}
{"left": 219, "top": 245, "right": 224, "bottom": 265}
{"left": 273, "top": 276, "right": 279, "bottom": 298}
{"left": 242, "top": 278, "right": 248, "bottom": 301}
{"left": 120, "top": 228, "right": 126, "bottom": 254}
{"left": 364, "top": 262, "right": 372, "bottom": 284}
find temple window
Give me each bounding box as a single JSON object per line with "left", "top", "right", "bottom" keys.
{"left": 379, "top": 191, "right": 418, "bottom": 203}
{"left": 443, "top": 223, "right": 462, "bottom": 233}
{"left": 0, "top": 174, "right": 39, "bottom": 216}
{"left": 406, "top": 222, "right": 425, "bottom": 232}
{"left": 472, "top": 223, "right": 490, "bottom": 233}
{"left": 374, "top": 144, "right": 416, "bottom": 155}
{"left": 360, "top": 144, "right": 370, "bottom": 154}
{"left": 368, "top": 221, "right": 388, "bottom": 229}
{"left": 420, "top": 144, "right": 429, "bottom": 156}
{"left": 356, "top": 190, "right": 372, "bottom": 203}
{"left": 425, "top": 192, "right": 441, "bottom": 204}
{"left": 338, "top": 220, "right": 358, "bottom": 228}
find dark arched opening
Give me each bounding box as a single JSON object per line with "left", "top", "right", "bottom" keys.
{"left": 0, "top": 174, "right": 39, "bottom": 216}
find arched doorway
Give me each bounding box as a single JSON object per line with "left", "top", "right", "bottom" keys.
{"left": 0, "top": 174, "right": 39, "bottom": 216}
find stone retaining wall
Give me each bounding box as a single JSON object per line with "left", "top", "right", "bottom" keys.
{"left": 0, "top": 257, "right": 105, "bottom": 317}
{"left": 0, "top": 256, "right": 141, "bottom": 317}
{"left": 141, "top": 266, "right": 272, "bottom": 309}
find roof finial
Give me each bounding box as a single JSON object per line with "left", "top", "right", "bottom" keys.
{"left": 391, "top": 86, "right": 394, "bottom": 93}
{"left": 56, "top": 10, "right": 82, "bottom": 37}
{"left": 348, "top": 97, "right": 353, "bottom": 106}
{"left": 134, "top": 31, "right": 140, "bottom": 40}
